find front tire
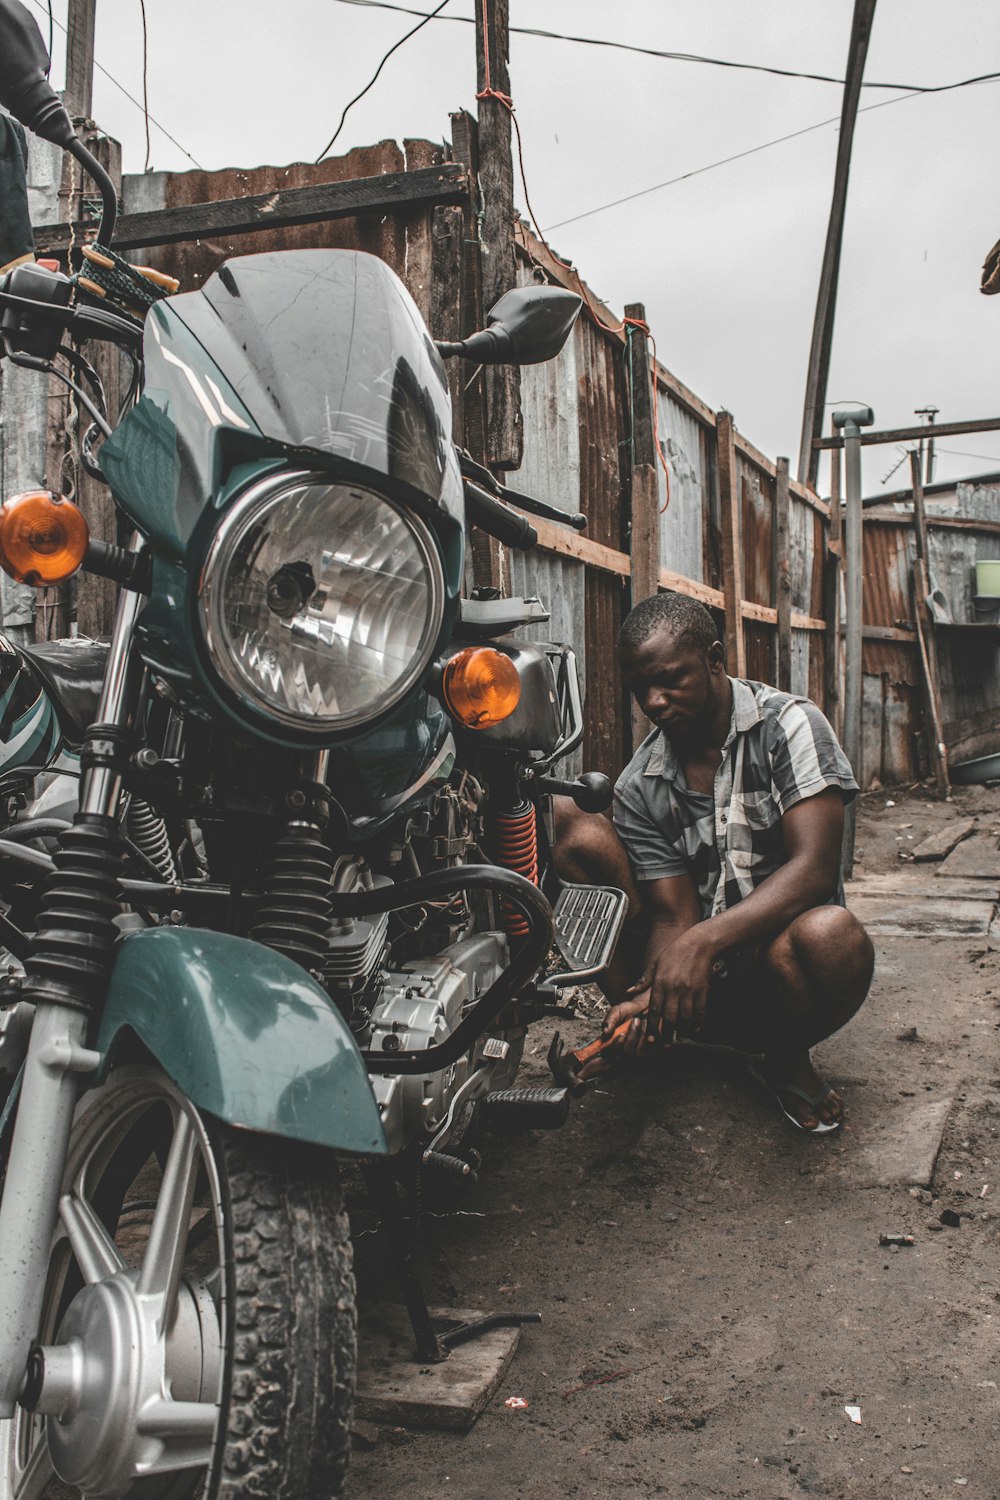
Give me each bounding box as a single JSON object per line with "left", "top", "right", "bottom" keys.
{"left": 0, "top": 1065, "right": 355, "bottom": 1500}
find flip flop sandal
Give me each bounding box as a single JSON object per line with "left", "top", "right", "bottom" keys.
{"left": 748, "top": 1064, "right": 842, "bottom": 1135}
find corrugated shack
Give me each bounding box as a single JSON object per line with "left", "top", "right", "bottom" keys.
{"left": 8, "top": 120, "right": 1000, "bottom": 791}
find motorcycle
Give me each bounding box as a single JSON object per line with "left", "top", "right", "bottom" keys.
{"left": 0, "top": 4, "right": 628, "bottom": 1496}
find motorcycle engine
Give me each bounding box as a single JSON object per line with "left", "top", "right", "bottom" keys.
{"left": 367, "top": 930, "right": 508, "bottom": 1154}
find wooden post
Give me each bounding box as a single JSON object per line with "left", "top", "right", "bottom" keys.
{"left": 716, "top": 411, "right": 746, "bottom": 677}
{"left": 909, "top": 450, "right": 950, "bottom": 796}
{"left": 797, "top": 0, "right": 877, "bottom": 487}
{"left": 824, "top": 434, "right": 844, "bottom": 736}
{"left": 625, "top": 302, "right": 661, "bottom": 748}
{"left": 774, "top": 456, "right": 792, "bottom": 691}
{"left": 474, "top": 0, "right": 522, "bottom": 472}
{"left": 64, "top": 0, "right": 96, "bottom": 118}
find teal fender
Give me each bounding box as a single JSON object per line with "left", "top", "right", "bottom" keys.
{"left": 97, "top": 927, "right": 387, "bottom": 1155}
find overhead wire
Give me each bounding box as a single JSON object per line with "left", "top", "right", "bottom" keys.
{"left": 329, "top": 0, "right": 1000, "bottom": 95}
{"left": 315, "top": 0, "right": 452, "bottom": 160}
{"left": 27, "top": 0, "right": 203, "bottom": 168}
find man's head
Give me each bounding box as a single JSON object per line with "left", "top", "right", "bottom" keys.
{"left": 618, "top": 593, "right": 728, "bottom": 744}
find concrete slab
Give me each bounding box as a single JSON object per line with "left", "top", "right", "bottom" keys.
{"left": 847, "top": 871, "right": 996, "bottom": 902}
{"left": 911, "top": 817, "right": 976, "bottom": 862}
{"left": 355, "top": 1303, "right": 524, "bottom": 1430}
{"left": 850, "top": 1096, "right": 954, "bottom": 1188}
{"left": 937, "top": 835, "right": 1000, "bottom": 881}
{"left": 846, "top": 894, "right": 995, "bottom": 936}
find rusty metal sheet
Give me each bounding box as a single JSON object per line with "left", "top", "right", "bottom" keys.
{"left": 655, "top": 389, "right": 709, "bottom": 587}
{"left": 575, "top": 318, "right": 625, "bottom": 553}
{"left": 584, "top": 569, "right": 626, "bottom": 778}
{"left": 507, "top": 549, "right": 585, "bottom": 779}
{"left": 737, "top": 455, "right": 774, "bottom": 607}
{"left": 863, "top": 521, "right": 912, "bottom": 629}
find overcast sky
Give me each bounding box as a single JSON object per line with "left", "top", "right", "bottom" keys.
{"left": 36, "top": 0, "right": 1000, "bottom": 498}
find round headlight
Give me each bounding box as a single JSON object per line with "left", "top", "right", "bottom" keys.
{"left": 198, "top": 472, "right": 445, "bottom": 733}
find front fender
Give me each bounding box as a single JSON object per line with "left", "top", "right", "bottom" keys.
{"left": 97, "top": 927, "right": 387, "bottom": 1155}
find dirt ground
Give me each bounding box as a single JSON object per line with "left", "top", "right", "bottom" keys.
{"left": 349, "top": 786, "right": 1000, "bottom": 1499}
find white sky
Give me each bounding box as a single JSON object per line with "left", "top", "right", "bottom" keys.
{"left": 35, "top": 0, "right": 1000, "bottom": 497}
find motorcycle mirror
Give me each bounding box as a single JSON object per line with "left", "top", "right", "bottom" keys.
{"left": 437, "top": 286, "right": 582, "bottom": 366}
{"left": 0, "top": 0, "right": 76, "bottom": 147}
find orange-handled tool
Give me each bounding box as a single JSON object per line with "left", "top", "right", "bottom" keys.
{"left": 546, "top": 1017, "right": 635, "bottom": 1094}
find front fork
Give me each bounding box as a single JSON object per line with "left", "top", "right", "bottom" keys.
{"left": 0, "top": 582, "right": 143, "bottom": 1413}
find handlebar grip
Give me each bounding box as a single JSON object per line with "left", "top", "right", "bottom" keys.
{"left": 464, "top": 482, "right": 537, "bottom": 551}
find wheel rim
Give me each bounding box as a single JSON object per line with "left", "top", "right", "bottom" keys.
{"left": 2, "top": 1067, "right": 227, "bottom": 1500}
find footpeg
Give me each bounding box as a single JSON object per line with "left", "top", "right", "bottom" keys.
{"left": 479, "top": 1086, "right": 570, "bottom": 1132}
{"left": 549, "top": 883, "right": 628, "bottom": 987}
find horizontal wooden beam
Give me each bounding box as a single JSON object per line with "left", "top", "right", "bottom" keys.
{"left": 863, "top": 509, "right": 1000, "bottom": 537}
{"left": 34, "top": 163, "right": 471, "bottom": 254}
{"left": 815, "top": 416, "right": 1000, "bottom": 451}
{"left": 530, "top": 517, "right": 825, "bottom": 628}
{"left": 861, "top": 623, "right": 916, "bottom": 642}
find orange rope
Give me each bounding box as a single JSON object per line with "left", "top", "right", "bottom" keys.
{"left": 475, "top": 20, "right": 671, "bottom": 509}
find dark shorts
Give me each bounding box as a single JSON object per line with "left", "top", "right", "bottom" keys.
{"left": 618, "top": 919, "right": 771, "bottom": 1051}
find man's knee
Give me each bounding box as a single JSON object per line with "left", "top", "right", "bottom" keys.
{"left": 785, "top": 905, "right": 874, "bottom": 993}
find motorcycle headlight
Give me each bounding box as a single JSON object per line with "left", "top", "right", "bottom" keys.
{"left": 198, "top": 471, "right": 445, "bottom": 733}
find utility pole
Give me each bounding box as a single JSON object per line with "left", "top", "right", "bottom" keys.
{"left": 915, "top": 406, "right": 938, "bottom": 486}
{"left": 797, "top": 0, "right": 877, "bottom": 491}
{"left": 833, "top": 404, "right": 874, "bottom": 877}
{"left": 64, "top": 0, "right": 96, "bottom": 119}
{"left": 474, "top": 0, "right": 522, "bottom": 473}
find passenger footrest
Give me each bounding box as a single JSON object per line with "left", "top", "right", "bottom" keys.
{"left": 549, "top": 882, "right": 628, "bottom": 988}
{"left": 479, "top": 1086, "right": 570, "bottom": 1132}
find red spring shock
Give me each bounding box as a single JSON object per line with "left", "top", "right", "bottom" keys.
{"left": 492, "top": 801, "right": 539, "bottom": 938}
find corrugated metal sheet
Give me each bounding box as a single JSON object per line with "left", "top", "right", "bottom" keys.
{"left": 738, "top": 456, "right": 774, "bottom": 608}
{"left": 656, "top": 390, "right": 708, "bottom": 586}
{"left": 507, "top": 550, "right": 586, "bottom": 779}
{"left": 509, "top": 287, "right": 581, "bottom": 516}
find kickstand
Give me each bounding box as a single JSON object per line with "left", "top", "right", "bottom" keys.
{"left": 362, "top": 1163, "right": 540, "bottom": 1364}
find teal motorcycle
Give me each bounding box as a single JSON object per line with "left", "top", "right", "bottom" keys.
{"left": 0, "top": 4, "right": 627, "bottom": 1496}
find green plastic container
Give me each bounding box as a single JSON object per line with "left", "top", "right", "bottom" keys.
{"left": 975, "top": 560, "right": 1000, "bottom": 599}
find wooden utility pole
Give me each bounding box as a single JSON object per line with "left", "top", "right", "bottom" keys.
{"left": 64, "top": 0, "right": 96, "bottom": 117}
{"left": 474, "top": 0, "right": 522, "bottom": 473}
{"left": 625, "top": 303, "right": 661, "bottom": 749}
{"left": 797, "top": 0, "right": 877, "bottom": 489}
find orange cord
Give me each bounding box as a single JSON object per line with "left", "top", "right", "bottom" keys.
{"left": 475, "top": 14, "right": 670, "bottom": 511}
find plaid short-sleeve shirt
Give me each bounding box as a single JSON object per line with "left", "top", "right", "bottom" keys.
{"left": 613, "top": 678, "right": 858, "bottom": 918}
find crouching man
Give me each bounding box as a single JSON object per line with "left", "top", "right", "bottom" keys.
{"left": 555, "top": 592, "right": 874, "bottom": 1134}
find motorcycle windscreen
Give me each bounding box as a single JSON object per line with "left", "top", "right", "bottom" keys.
{"left": 171, "top": 249, "right": 454, "bottom": 501}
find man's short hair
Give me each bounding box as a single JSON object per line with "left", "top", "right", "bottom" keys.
{"left": 619, "top": 591, "right": 719, "bottom": 655}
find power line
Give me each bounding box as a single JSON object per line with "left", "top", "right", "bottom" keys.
{"left": 935, "top": 446, "right": 1000, "bottom": 465}
{"left": 28, "top": 0, "right": 203, "bottom": 168}
{"left": 315, "top": 0, "right": 451, "bottom": 161}
{"left": 329, "top": 0, "right": 1000, "bottom": 95}
{"left": 542, "top": 82, "right": 988, "bottom": 234}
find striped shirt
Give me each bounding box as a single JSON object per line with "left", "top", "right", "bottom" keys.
{"left": 613, "top": 678, "right": 858, "bottom": 918}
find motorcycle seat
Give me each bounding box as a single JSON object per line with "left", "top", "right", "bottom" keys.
{"left": 22, "top": 638, "right": 108, "bottom": 746}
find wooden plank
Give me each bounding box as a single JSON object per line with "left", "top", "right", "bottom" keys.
{"left": 911, "top": 818, "right": 977, "bottom": 861}
{"left": 862, "top": 624, "right": 916, "bottom": 642}
{"left": 863, "top": 510, "right": 1000, "bottom": 536}
{"left": 65, "top": 0, "right": 96, "bottom": 119}
{"left": 775, "top": 456, "right": 792, "bottom": 690}
{"left": 815, "top": 416, "right": 1000, "bottom": 450}
{"left": 716, "top": 411, "right": 746, "bottom": 676}
{"left": 910, "top": 452, "right": 950, "bottom": 797}
{"left": 34, "top": 164, "right": 470, "bottom": 254}
{"left": 355, "top": 1303, "right": 521, "bottom": 1430}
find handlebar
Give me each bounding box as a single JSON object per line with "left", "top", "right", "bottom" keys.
{"left": 463, "top": 480, "right": 537, "bottom": 551}
{"left": 458, "top": 449, "right": 587, "bottom": 532}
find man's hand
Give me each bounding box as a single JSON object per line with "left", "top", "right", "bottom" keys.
{"left": 603, "top": 923, "right": 720, "bottom": 1049}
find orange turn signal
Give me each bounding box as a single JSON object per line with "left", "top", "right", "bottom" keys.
{"left": 442, "top": 646, "right": 521, "bottom": 729}
{"left": 0, "top": 490, "right": 89, "bottom": 585}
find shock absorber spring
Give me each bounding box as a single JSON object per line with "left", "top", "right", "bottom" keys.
{"left": 126, "top": 798, "right": 177, "bottom": 883}
{"left": 492, "top": 801, "right": 539, "bottom": 939}
{"left": 250, "top": 820, "right": 334, "bottom": 974}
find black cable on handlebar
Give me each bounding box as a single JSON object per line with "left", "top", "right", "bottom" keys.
{"left": 329, "top": 865, "right": 553, "bottom": 1076}
{"left": 67, "top": 137, "right": 117, "bottom": 247}
{"left": 464, "top": 481, "right": 537, "bottom": 551}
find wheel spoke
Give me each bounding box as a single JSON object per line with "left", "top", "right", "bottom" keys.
{"left": 13, "top": 1427, "right": 54, "bottom": 1500}
{"left": 137, "top": 1111, "right": 199, "bottom": 1324}
{"left": 59, "top": 1190, "right": 126, "bottom": 1285}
